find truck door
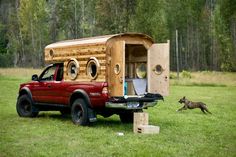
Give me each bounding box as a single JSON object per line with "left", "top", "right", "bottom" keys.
{"left": 33, "top": 64, "right": 65, "bottom": 104}
{"left": 110, "top": 40, "right": 125, "bottom": 96}
{"left": 147, "top": 41, "right": 169, "bottom": 96}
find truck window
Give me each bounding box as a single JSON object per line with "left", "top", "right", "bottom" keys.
{"left": 41, "top": 65, "right": 57, "bottom": 81}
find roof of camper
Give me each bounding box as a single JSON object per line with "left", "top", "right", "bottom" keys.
{"left": 45, "top": 33, "right": 154, "bottom": 49}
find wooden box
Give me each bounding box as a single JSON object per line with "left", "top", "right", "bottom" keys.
{"left": 137, "top": 125, "right": 160, "bottom": 134}
{"left": 133, "top": 112, "right": 148, "bottom": 133}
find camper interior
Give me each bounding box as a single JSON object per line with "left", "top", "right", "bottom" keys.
{"left": 125, "top": 44, "right": 148, "bottom": 96}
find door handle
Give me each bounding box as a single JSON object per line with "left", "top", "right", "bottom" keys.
{"left": 48, "top": 84, "right": 51, "bottom": 88}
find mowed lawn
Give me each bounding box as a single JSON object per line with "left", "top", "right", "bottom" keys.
{"left": 0, "top": 72, "right": 236, "bottom": 157}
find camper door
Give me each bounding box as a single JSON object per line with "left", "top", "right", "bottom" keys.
{"left": 110, "top": 41, "right": 125, "bottom": 96}
{"left": 147, "top": 41, "right": 169, "bottom": 96}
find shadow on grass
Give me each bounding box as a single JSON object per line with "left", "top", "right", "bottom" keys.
{"left": 37, "top": 112, "right": 71, "bottom": 121}
{"left": 36, "top": 112, "right": 132, "bottom": 131}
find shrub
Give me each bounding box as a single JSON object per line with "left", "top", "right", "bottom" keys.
{"left": 0, "top": 53, "right": 14, "bottom": 67}
{"left": 181, "top": 70, "right": 191, "bottom": 78}
{"left": 170, "top": 72, "right": 177, "bottom": 79}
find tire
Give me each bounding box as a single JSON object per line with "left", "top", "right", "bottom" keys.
{"left": 16, "top": 95, "right": 38, "bottom": 117}
{"left": 71, "top": 99, "right": 89, "bottom": 126}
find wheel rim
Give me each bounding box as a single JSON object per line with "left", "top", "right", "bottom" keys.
{"left": 73, "top": 104, "right": 83, "bottom": 123}
{"left": 20, "top": 100, "right": 31, "bottom": 115}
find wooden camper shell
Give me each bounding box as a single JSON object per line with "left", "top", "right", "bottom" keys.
{"left": 44, "top": 33, "right": 169, "bottom": 97}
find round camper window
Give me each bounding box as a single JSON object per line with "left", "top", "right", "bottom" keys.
{"left": 49, "top": 49, "right": 54, "bottom": 58}
{"left": 67, "top": 59, "right": 79, "bottom": 80}
{"left": 154, "top": 64, "right": 163, "bottom": 75}
{"left": 136, "top": 63, "right": 147, "bottom": 78}
{"left": 87, "top": 58, "right": 100, "bottom": 79}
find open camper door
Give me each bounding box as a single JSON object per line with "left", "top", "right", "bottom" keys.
{"left": 110, "top": 41, "right": 125, "bottom": 96}
{"left": 147, "top": 41, "right": 169, "bottom": 96}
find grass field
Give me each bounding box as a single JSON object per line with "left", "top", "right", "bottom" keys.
{"left": 0, "top": 69, "right": 236, "bottom": 157}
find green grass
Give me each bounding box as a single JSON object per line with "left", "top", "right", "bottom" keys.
{"left": 0, "top": 71, "right": 236, "bottom": 157}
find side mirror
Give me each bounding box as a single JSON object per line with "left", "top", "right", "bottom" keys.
{"left": 32, "top": 74, "right": 39, "bottom": 81}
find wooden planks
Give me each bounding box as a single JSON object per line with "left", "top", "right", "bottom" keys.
{"left": 45, "top": 44, "right": 106, "bottom": 63}
{"left": 45, "top": 44, "right": 107, "bottom": 82}
{"left": 108, "top": 40, "right": 125, "bottom": 96}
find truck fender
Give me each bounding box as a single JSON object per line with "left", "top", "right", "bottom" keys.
{"left": 18, "top": 87, "right": 38, "bottom": 112}
{"left": 70, "top": 89, "right": 92, "bottom": 108}
{"left": 18, "top": 87, "right": 33, "bottom": 102}
{"left": 70, "top": 89, "right": 97, "bottom": 122}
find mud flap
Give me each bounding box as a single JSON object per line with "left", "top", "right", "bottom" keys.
{"left": 88, "top": 107, "right": 97, "bottom": 122}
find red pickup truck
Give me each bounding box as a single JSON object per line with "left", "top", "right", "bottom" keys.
{"left": 16, "top": 63, "right": 163, "bottom": 125}
{"left": 16, "top": 33, "right": 169, "bottom": 126}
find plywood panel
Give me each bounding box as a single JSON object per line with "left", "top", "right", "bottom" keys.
{"left": 147, "top": 41, "right": 169, "bottom": 96}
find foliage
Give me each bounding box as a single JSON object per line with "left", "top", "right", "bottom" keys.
{"left": 0, "top": 22, "right": 7, "bottom": 54}
{"left": 213, "top": 1, "right": 236, "bottom": 71}
{"left": 130, "top": 0, "right": 168, "bottom": 42}
{"left": 0, "top": 0, "right": 235, "bottom": 71}
{"left": 0, "top": 73, "right": 236, "bottom": 157}
{"left": 181, "top": 70, "right": 192, "bottom": 79}
{"left": 0, "top": 53, "right": 14, "bottom": 67}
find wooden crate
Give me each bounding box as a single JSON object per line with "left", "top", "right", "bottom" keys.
{"left": 137, "top": 125, "right": 160, "bottom": 134}
{"left": 133, "top": 112, "right": 148, "bottom": 133}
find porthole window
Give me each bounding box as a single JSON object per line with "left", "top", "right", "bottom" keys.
{"left": 136, "top": 63, "right": 147, "bottom": 78}
{"left": 67, "top": 59, "right": 79, "bottom": 80}
{"left": 114, "top": 64, "right": 121, "bottom": 74}
{"left": 49, "top": 49, "right": 54, "bottom": 58}
{"left": 154, "top": 64, "right": 163, "bottom": 75}
{"left": 87, "top": 58, "right": 100, "bottom": 79}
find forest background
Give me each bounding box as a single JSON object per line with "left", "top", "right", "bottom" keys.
{"left": 0, "top": 0, "right": 235, "bottom": 72}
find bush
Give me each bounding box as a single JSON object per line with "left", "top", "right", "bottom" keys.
{"left": 181, "top": 70, "right": 191, "bottom": 78}
{"left": 0, "top": 53, "right": 14, "bottom": 67}
{"left": 169, "top": 72, "right": 177, "bottom": 79}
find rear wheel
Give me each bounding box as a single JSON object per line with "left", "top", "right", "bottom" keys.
{"left": 16, "top": 95, "right": 38, "bottom": 117}
{"left": 71, "top": 99, "right": 89, "bottom": 126}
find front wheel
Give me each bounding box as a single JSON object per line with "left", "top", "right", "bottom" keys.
{"left": 71, "top": 99, "right": 89, "bottom": 126}
{"left": 16, "top": 95, "right": 38, "bottom": 117}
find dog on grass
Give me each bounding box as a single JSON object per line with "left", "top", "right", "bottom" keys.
{"left": 177, "top": 96, "right": 212, "bottom": 114}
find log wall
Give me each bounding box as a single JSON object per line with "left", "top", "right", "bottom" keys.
{"left": 45, "top": 43, "right": 107, "bottom": 82}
